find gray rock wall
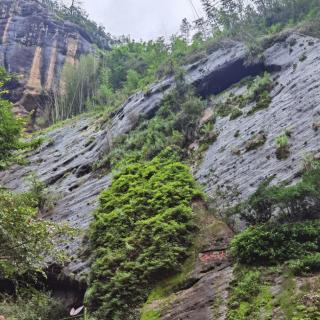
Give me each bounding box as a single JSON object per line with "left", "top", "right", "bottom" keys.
{"left": 197, "top": 33, "right": 320, "bottom": 206}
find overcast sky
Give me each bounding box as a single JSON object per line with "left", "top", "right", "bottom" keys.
{"left": 82, "top": 0, "right": 205, "bottom": 41}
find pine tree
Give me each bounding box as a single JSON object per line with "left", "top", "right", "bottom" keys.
{"left": 180, "top": 18, "right": 192, "bottom": 42}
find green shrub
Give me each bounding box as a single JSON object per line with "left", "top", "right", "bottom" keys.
{"left": 0, "top": 68, "right": 24, "bottom": 169}
{"left": 229, "top": 108, "right": 243, "bottom": 120}
{"left": 140, "top": 309, "right": 161, "bottom": 320}
{"left": 247, "top": 73, "right": 272, "bottom": 102}
{"left": 246, "top": 73, "right": 273, "bottom": 115}
{"left": 230, "top": 269, "right": 261, "bottom": 302}
{"left": 0, "top": 290, "right": 67, "bottom": 320}
{"left": 26, "top": 174, "right": 54, "bottom": 213}
{"left": 226, "top": 267, "right": 273, "bottom": 320}
{"left": 87, "top": 149, "right": 202, "bottom": 319}
{"left": 229, "top": 162, "right": 320, "bottom": 225}
{"left": 214, "top": 73, "right": 272, "bottom": 120}
{"left": 289, "top": 253, "right": 320, "bottom": 275}
{"left": 0, "top": 188, "right": 71, "bottom": 278}
{"left": 96, "top": 77, "right": 205, "bottom": 171}
{"left": 230, "top": 220, "right": 320, "bottom": 265}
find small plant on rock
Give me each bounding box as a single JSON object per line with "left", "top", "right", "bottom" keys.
{"left": 245, "top": 132, "right": 267, "bottom": 152}
{"left": 312, "top": 120, "right": 320, "bottom": 131}
{"left": 275, "top": 132, "right": 290, "bottom": 160}
{"left": 229, "top": 107, "right": 243, "bottom": 120}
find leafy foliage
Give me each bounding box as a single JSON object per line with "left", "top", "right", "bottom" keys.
{"left": 230, "top": 220, "right": 320, "bottom": 265}
{"left": 0, "top": 68, "right": 43, "bottom": 169}
{"left": 228, "top": 161, "right": 320, "bottom": 225}
{"left": 214, "top": 72, "right": 272, "bottom": 119}
{"left": 0, "top": 290, "right": 67, "bottom": 320}
{"left": 275, "top": 132, "right": 290, "bottom": 159}
{"left": 0, "top": 68, "right": 24, "bottom": 169}
{"left": 87, "top": 149, "right": 202, "bottom": 319}
{"left": 0, "top": 188, "right": 71, "bottom": 279}
{"left": 96, "top": 74, "right": 205, "bottom": 170}
{"left": 226, "top": 267, "right": 273, "bottom": 320}
{"left": 52, "top": 54, "right": 99, "bottom": 121}
{"left": 49, "top": 1, "right": 320, "bottom": 122}
{"left": 200, "top": 0, "right": 320, "bottom": 51}
{"left": 226, "top": 264, "right": 320, "bottom": 320}
{"left": 289, "top": 253, "right": 320, "bottom": 276}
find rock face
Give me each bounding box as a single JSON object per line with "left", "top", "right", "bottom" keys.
{"left": 1, "top": 31, "right": 320, "bottom": 317}
{"left": 0, "top": 0, "right": 104, "bottom": 125}
{"left": 196, "top": 33, "right": 320, "bottom": 205}
{"left": 154, "top": 203, "right": 234, "bottom": 320}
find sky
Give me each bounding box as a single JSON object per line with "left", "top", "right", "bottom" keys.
{"left": 82, "top": 0, "right": 205, "bottom": 41}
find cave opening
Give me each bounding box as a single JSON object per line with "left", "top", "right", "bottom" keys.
{"left": 195, "top": 59, "right": 278, "bottom": 98}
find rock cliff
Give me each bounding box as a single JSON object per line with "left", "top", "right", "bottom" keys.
{"left": 0, "top": 0, "right": 110, "bottom": 126}
{"left": 1, "top": 30, "right": 320, "bottom": 317}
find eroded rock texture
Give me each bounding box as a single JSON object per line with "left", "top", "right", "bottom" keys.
{"left": 197, "top": 33, "right": 320, "bottom": 206}
{"left": 0, "top": 0, "right": 104, "bottom": 124}
{"left": 158, "top": 203, "right": 233, "bottom": 320}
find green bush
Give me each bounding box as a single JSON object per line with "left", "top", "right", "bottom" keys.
{"left": 230, "top": 220, "right": 320, "bottom": 265}
{"left": 289, "top": 253, "right": 320, "bottom": 275}
{"left": 229, "top": 269, "right": 261, "bottom": 303}
{"left": 0, "top": 68, "right": 23, "bottom": 169}
{"left": 0, "top": 188, "right": 71, "bottom": 278}
{"left": 87, "top": 149, "right": 202, "bottom": 319}
{"left": 0, "top": 290, "right": 67, "bottom": 320}
{"left": 226, "top": 267, "right": 273, "bottom": 320}
{"left": 96, "top": 76, "right": 205, "bottom": 170}
{"left": 229, "top": 108, "right": 243, "bottom": 120}
{"left": 214, "top": 73, "right": 272, "bottom": 120}
{"left": 229, "top": 162, "right": 320, "bottom": 225}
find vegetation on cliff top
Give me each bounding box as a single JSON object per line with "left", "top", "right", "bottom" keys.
{"left": 40, "top": 0, "right": 113, "bottom": 49}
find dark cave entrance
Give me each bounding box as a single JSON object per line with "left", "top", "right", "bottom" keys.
{"left": 195, "top": 58, "right": 279, "bottom": 98}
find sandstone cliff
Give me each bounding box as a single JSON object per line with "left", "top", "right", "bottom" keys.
{"left": 0, "top": 0, "right": 110, "bottom": 126}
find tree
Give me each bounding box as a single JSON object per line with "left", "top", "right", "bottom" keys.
{"left": 68, "top": 0, "right": 83, "bottom": 16}
{"left": 180, "top": 18, "right": 192, "bottom": 42}
{"left": 52, "top": 54, "right": 99, "bottom": 121}
{"left": 0, "top": 188, "right": 70, "bottom": 279}
{"left": 0, "top": 68, "right": 23, "bottom": 169}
